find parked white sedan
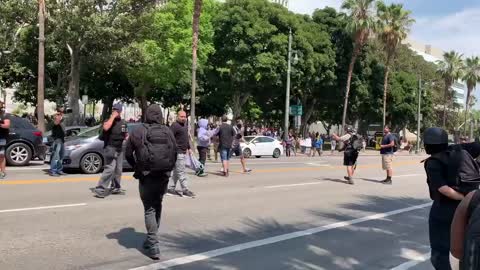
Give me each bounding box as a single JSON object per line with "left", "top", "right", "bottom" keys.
{"left": 240, "top": 136, "right": 283, "bottom": 158}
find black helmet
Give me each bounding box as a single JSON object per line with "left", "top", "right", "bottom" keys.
{"left": 346, "top": 126, "right": 354, "bottom": 133}
{"left": 423, "top": 127, "right": 448, "bottom": 145}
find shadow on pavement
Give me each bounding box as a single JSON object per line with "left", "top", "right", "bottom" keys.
{"left": 106, "top": 227, "right": 146, "bottom": 255}
{"left": 154, "top": 195, "right": 431, "bottom": 270}
{"left": 318, "top": 177, "right": 351, "bottom": 185}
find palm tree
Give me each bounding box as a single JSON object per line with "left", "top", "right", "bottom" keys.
{"left": 377, "top": 2, "right": 414, "bottom": 128}
{"left": 190, "top": 0, "right": 203, "bottom": 139}
{"left": 341, "top": 0, "right": 377, "bottom": 133}
{"left": 437, "top": 51, "right": 464, "bottom": 128}
{"left": 462, "top": 56, "right": 480, "bottom": 135}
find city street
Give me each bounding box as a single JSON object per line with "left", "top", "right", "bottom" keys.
{"left": 0, "top": 152, "right": 437, "bottom": 270}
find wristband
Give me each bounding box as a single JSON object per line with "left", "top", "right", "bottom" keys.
{"left": 450, "top": 252, "right": 460, "bottom": 270}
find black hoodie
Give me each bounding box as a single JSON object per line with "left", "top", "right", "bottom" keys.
{"left": 125, "top": 104, "right": 176, "bottom": 178}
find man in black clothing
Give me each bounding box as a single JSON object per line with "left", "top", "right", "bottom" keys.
{"left": 167, "top": 111, "right": 195, "bottom": 198}
{"left": 0, "top": 102, "right": 10, "bottom": 179}
{"left": 217, "top": 115, "right": 235, "bottom": 177}
{"left": 49, "top": 108, "right": 67, "bottom": 176}
{"left": 125, "top": 104, "right": 176, "bottom": 260}
{"left": 93, "top": 103, "right": 127, "bottom": 198}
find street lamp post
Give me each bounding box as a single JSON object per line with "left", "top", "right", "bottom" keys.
{"left": 415, "top": 77, "right": 422, "bottom": 154}
{"left": 284, "top": 28, "right": 292, "bottom": 141}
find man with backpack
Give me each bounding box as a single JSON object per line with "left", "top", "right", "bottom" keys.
{"left": 125, "top": 104, "right": 177, "bottom": 260}
{"left": 423, "top": 127, "right": 480, "bottom": 270}
{"left": 380, "top": 125, "right": 395, "bottom": 185}
{"left": 92, "top": 103, "right": 127, "bottom": 198}
{"left": 332, "top": 127, "right": 362, "bottom": 185}
{"left": 167, "top": 111, "right": 195, "bottom": 198}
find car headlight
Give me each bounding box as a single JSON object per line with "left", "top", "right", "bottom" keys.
{"left": 65, "top": 144, "right": 83, "bottom": 151}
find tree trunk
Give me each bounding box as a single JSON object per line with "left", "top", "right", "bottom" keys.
{"left": 190, "top": 0, "right": 203, "bottom": 140}
{"left": 36, "top": 0, "right": 46, "bottom": 133}
{"left": 232, "top": 92, "right": 249, "bottom": 120}
{"left": 442, "top": 83, "right": 449, "bottom": 128}
{"left": 464, "top": 86, "right": 473, "bottom": 136}
{"left": 67, "top": 45, "right": 81, "bottom": 125}
{"left": 300, "top": 99, "right": 316, "bottom": 137}
{"left": 382, "top": 57, "right": 392, "bottom": 128}
{"left": 341, "top": 36, "right": 363, "bottom": 135}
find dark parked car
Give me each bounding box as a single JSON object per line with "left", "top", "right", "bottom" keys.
{"left": 6, "top": 115, "right": 47, "bottom": 166}
{"left": 45, "top": 123, "right": 140, "bottom": 174}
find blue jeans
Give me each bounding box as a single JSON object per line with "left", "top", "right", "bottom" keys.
{"left": 50, "top": 139, "right": 65, "bottom": 173}
{"left": 220, "top": 148, "right": 231, "bottom": 161}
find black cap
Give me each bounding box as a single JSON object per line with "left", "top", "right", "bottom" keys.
{"left": 423, "top": 127, "right": 448, "bottom": 145}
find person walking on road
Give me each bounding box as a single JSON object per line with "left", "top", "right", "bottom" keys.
{"left": 380, "top": 126, "right": 395, "bottom": 185}
{"left": 49, "top": 108, "right": 67, "bottom": 177}
{"left": 231, "top": 119, "right": 251, "bottom": 173}
{"left": 93, "top": 103, "right": 127, "bottom": 198}
{"left": 217, "top": 115, "right": 235, "bottom": 177}
{"left": 125, "top": 104, "right": 177, "bottom": 260}
{"left": 312, "top": 134, "right": 323, "bottom": 157}
{"left": 332, "top": 127, "right": 359, "bottom": 185}
{"left": 197, "top": 118, "right": 217, "bottom": 177}
{"left": 330, "top": 135, "right": 337, "bottom": 155}
{"left": 167, "top": 111, "right": 195, "bottom": 198}
{"left": 0, "top": 102, "right": 10, "bottom": 179}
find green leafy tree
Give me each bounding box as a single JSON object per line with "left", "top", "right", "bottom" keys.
{"left": 376, "top": 2, "right": 414, "bottom": 127}
{"left": 340, "top": 0, "right": 377, "bottom": 132}
{"left": 462, "top": 56, "right": 480, "bottom": 135}
{"left": 437, "top": 51, "right": 464, "bottom": 128}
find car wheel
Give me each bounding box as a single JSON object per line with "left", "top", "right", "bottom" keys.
{"left": 80, "top": 153, "right": 103, "bottom": 174}
{"left": 255, "top": 155, "right": 261, "bottom": 158}
{"left": 243, "top": 148, "right": 252, "bottom": 158}
{"left": 273, "top": 148, "right": 281, "bottom": 158}
{"left": 6, "top": 143, "right": 32, "bottom": 166}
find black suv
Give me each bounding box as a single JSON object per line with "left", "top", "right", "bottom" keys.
{"left": 6, "top": 115, "right": 47, "bottom": 166}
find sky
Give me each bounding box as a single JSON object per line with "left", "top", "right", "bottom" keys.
{"left": 289, "top": 0, "right": 480, "bottom": 57}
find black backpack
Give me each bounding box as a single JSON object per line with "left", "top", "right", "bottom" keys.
{"left": 461, "top": 191, "right": 480, "bottom": 270}
{"left": 139, "top": 124, "right": 177, "bottom": 173}
{"left": 428, "top": 144, "right": 480, "bottom": 195}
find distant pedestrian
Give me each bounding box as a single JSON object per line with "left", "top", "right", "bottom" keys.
{"left": 312, "top": 135, "right": 323, "bottom": 157}
{"left": 217, "top": 115, "right": 235, "bottom": 177}
{"left": 196, "top": 119, "right": 217, "bottom": 177}
{"left": 380, "top": 126, "right": 395, "bottom": 185}
{"left": 92, "top": 103, "right": 127, "bottom": 198}
{"left": 0, "top": 102, "right": 10, "bottom": 179}
{"left": 231, "top": 119, "right": 252, "bottom": 173}
{"left": 285, "top": 133, "right": 294, "bottom": 157}
{"left": 167, "top": 111, "right": 195, "bottom": 198}
{"left": 49, "top": 108, "right": 67, "bottom": 177}
{"left": 331, "top": 136, "right": 337, "bottom": 154}
{"left": 125, "top": 104, "right": 177, "bottom": 260}
{"left": 332, "top": 127, "right": 360, "bottom": 185}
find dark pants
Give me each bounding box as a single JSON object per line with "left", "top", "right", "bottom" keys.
{"left": 286, "top": 145, "right": 292, "bottom": 157}
{"left": 429, "top": 201, "right": 458, "bottom": 270}
{"left": 197, "top": 146, "right": 208, "bottom": 165}
{"left": 139, "top": 173, "right": 170, "bottom": 253}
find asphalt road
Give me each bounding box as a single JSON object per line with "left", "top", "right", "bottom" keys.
{"left": 0, "top": 153, "right": 436, "bottom": 270}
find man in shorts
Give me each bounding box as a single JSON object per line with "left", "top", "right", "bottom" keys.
{"left": 380, "top": 125, "right": 395, "bottom": 185}
{"left": 231, "top": 119, "right": 251, "bottom": 173}
{"left": 332, "top": 127, "right": 358, "bottom": 185}
{"left": 0, "top": 102, "right": 10, "bottom": 179}
{"left": 217, "top": 116, "right": 235, "bottom": 177}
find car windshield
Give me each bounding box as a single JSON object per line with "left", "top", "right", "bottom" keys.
{"left": 244, "top": 136, "right": 255, "bottom": 142}
{"left": 76, "top": 125, "right": 101, "bottom": 138}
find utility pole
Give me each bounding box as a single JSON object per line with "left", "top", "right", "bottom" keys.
{"left": 284, "top": 28, "right": 292, "bottom": 141}
{"left": 415, "top": 77, "right": 421, "bottom": 154}
{"left": 37, "top": 0, "right": 46, "bottom": 133}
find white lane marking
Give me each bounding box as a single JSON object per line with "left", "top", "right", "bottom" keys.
{"left": 264, "top": 182, "right": 325, "bottom": 189}
{"left": 263, "top": 174, "right": 424, "bottom": 189}
{"left": 305, "top": 162, "right": 331, "bottom": 167}
{"left": 129, "top": 203, "right": 432, "bottom": 270}
{"left": 390, "top": 252, "right": 430, "bottom": 270}
{"left": 7, "top": 166, "right": 49, "bottom": 171}
{"left": 0, "top": 203, "right": 87, "bottom": 214}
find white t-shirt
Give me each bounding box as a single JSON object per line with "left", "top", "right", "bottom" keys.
{"left": 339, "top": 134, "right": 352, "bottom": 142}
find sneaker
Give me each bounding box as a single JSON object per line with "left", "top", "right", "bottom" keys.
{"left": 143, "top": 245, "right": 160, "bottom": 260}
{"left": 93, "top": 187, "right": 107, "bottom": 198}
{"left": 49, "top": 172, "right": 60, "bottom": 177}
{"left": 57, "top": 171, "right": 68, "bottom": 176}
{"left": 110, "top": 188, "right": 125, "bottom": 195}
{"left": 0, "top": 172, "right": 6, "bottom": 179}
{"left": 182, "top": 190, "right": 196, "bottom": 198}
{"left": 166, "top": 188, "right": 181, "bottom": 197}
{"left": 344, "top": 176, "right": 354, "bottom": 185}
{"left": 197, "top": 172, "right": 208, "bottom": 177}
{"left": 381, "top": 179, "right": 392, "bottom": 185}
{"left": 243, "top": 168, "right": 252, "bottom": 173}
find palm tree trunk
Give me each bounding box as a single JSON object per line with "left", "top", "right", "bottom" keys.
{"left": 464, "top": 86, "right": 473, "bottom": 136}
{"left": 341, "top": 42, "right": 361, "bottom": 134}
{"left": 190, "top": 0, "right": 203, "bottom": 141}
{"left": 37, "top": 0, "right": 46, "bottom": 133}
{"left": 442, "top": 84, "right": 449, "bottom": 128}
{"left": 382, "top": 60, "right": 391, "bottom": 128}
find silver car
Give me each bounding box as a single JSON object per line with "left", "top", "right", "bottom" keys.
{"left": 45, "top": 123, "right": 141, "bottom": 174}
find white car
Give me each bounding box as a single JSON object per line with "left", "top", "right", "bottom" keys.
{"left": 240, "top": 136, "right": 283, "bottom": 158}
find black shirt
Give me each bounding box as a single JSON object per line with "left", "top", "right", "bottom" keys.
{"left": 218, "top": 123, "right": 235, "bottom": 149}
{"left": 380, "top": 133, "right": 395, "bottom": 154}
{"left": 104, "top": 118, "right": 127, "bottom": 151}
{"left": 170, "top": 121, "right": 190, "bottom": 154}
{"left": 51, "top": 123, "right": 65, "bottom": 142}
{"left": 0, "top": 113, "right": 9, "bottom": 139}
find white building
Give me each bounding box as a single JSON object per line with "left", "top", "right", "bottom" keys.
{"left": 270, "top": 0, "right": 289, "bottom": 8}
{"left": 404, "top": 38, "right": 466, "bottom": 105}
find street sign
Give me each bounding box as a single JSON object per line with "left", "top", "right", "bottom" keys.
{"left": 82, "top": 95, "right": 89, "bottom": 104}
{"left": 414, "top": 114, "right": 423, "bottom": 121}
{"left": 289, "top": 105, "right": 303, "bottom": 116}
